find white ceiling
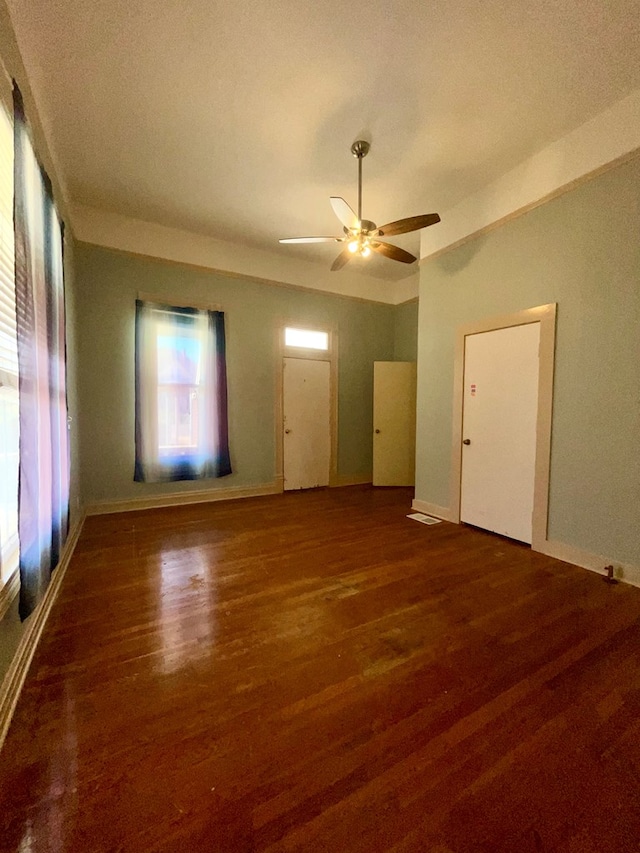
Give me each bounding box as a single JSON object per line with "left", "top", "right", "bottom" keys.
{"left": 6, "top": 0, "right": 640, "bottom": 281}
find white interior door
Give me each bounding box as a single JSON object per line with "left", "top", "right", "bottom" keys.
{"left": 373, "top": 361, "right": 417, "bottom": 486}
{"left": 460, "top": 323, "right": 540, "bottom": 543}
{"left": 283, "top": 357, "right": 331, "bottom": 490}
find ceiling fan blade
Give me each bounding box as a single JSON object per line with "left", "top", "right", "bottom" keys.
{"left": 279, "top": 236, "right": 343, "bottom": 244}
{"left": 375, "top": 213, "right": 440, "bottom": 237}
{"left": 330, "top": 197, "right": 359, "bottom": 231}
{"left": 371, "top": 241, "right": 417, "bottom": 264}
{"left": 331, "top": 246, "right": 352, "bottom": 271}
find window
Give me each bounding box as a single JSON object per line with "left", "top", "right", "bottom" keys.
{"left": 157, "top": 326, "right": 203, "bottom": 457}
{"left": 13, "top": 81, "right": 69, "bottom": 619}
{"left": 284, "top": 327, "right": 329, "bottom": 351}
{"left": 0, "top": 95, "right": 19, "bottom": 588}
{"left": 134, "top": 300, "right": 232, "bottom": 483}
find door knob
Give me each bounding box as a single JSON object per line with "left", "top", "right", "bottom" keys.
{"left": 375, "top": 429, "right": 381, "bottom": 434}
{"left": 463, "top": 439, "right": 471, "bottom": 445}
{"left": 285, "top": 429, "right": 291, "bottom": 434}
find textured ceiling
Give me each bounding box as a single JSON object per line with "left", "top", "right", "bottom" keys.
{"left": 6, "top": 0, "right": 640, "bottom": 280}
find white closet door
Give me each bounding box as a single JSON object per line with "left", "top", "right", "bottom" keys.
{"left": 460, "top": 323, "right": 540, "bottom": 543}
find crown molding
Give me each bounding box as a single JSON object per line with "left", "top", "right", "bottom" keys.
{"left": 421, "top": 88, "right": 640, "bottom": 262}
{"left": 71, "top": 205, "right": 418, "bottom": 306}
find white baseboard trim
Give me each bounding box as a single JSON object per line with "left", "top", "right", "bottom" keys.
{"left": 0, "top": 508, "right": 86, "bottom": 752}
{"left": 411, "top": 499, "right": 453, "bottom": 522}
{"left": 539, "top": 538, "right": 640, "bottom": 589}
{"left": 0, "top": 569, "right": 20, "bottom": 623}
{"left": 410, "top": 500, "right": 640, "bottom": 588}
{"left": 86, "top": 480, "right": 285, "bottom": 516}
{"left": 332, "top": 474, "right": 372, "bottom": 487}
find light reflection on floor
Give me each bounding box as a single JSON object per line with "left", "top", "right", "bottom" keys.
{"left": 157, "top": 546, "right": 216, "bottom": 675}
{"left": 18, "top": 681, "right": 79, "bottom": 853}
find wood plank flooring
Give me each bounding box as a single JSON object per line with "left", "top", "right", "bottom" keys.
{"left": 1, "top": 486, "right": 639, "bottom": 852}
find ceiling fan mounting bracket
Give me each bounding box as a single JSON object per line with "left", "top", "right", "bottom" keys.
{"left": 350, "top": 140, "right": 370, "bottom": 159}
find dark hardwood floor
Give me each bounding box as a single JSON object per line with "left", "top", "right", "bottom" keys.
{"left": 1, "top": 486, "right": 639, "bottom": 852}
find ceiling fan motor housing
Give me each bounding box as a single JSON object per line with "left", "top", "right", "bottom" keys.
{"left": 356, "top": 220, "right": 376, "bottom": 233}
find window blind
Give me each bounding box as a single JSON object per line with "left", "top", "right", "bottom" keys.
{"left": 0, "top": 95, "right": 19, "bottom": 586}
{"left": 0, "top": 101, "right": 16, "bottom": 382}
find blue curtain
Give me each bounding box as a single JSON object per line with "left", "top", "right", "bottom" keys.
{"left": 13, "top": 83, "right": 69, "bottom": 620}
{"left": 134, "top": 299, "right": 232, "bottom": 483}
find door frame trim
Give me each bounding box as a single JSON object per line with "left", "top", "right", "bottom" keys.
{"left": 449, "top": 303, "right": 556, "bottom": 550}
{"left": 275, "top": 323, "right": 339, "bottom": 489}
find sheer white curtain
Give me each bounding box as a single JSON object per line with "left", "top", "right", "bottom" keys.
{"left": 134, "top": 300, "right": 231, "bottom": 484}
{"left": 14, "top": 82, "right": 69, "bottom": 619}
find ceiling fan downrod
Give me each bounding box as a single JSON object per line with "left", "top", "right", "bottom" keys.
{"left": 350, "top": 140, "right": 370, "bottom": 223}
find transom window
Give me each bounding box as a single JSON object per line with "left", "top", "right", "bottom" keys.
{"left": 284, "top": 327, "right": 329, "bottom": 351}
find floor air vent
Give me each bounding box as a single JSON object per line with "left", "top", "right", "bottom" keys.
{"left": 406, "top": 512, "right": 442, "bottom": 526}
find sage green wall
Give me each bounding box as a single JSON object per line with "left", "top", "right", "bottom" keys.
{"left": 416, "top": 156, "right": 640, "bottom": 566}
{"left": 393, "top": 299, "right": 419, "bottom": 361}
{"left": 75, "top": 243, "right": 402, "bottom": 504}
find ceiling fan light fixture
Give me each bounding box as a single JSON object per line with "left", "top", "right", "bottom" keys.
{"left": 361, "top": 245, "right": 371, "bottom": 258}
{"left": 348, "top": 239, "right": 359, "bottom": 253}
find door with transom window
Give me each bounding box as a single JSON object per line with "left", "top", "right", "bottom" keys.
{"left": 281, "top": 326, "right": 334, "bottom": 491}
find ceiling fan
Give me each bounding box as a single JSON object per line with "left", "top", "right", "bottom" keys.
{"left": 279, "top": 140, "right": 440, "bottom": 271}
